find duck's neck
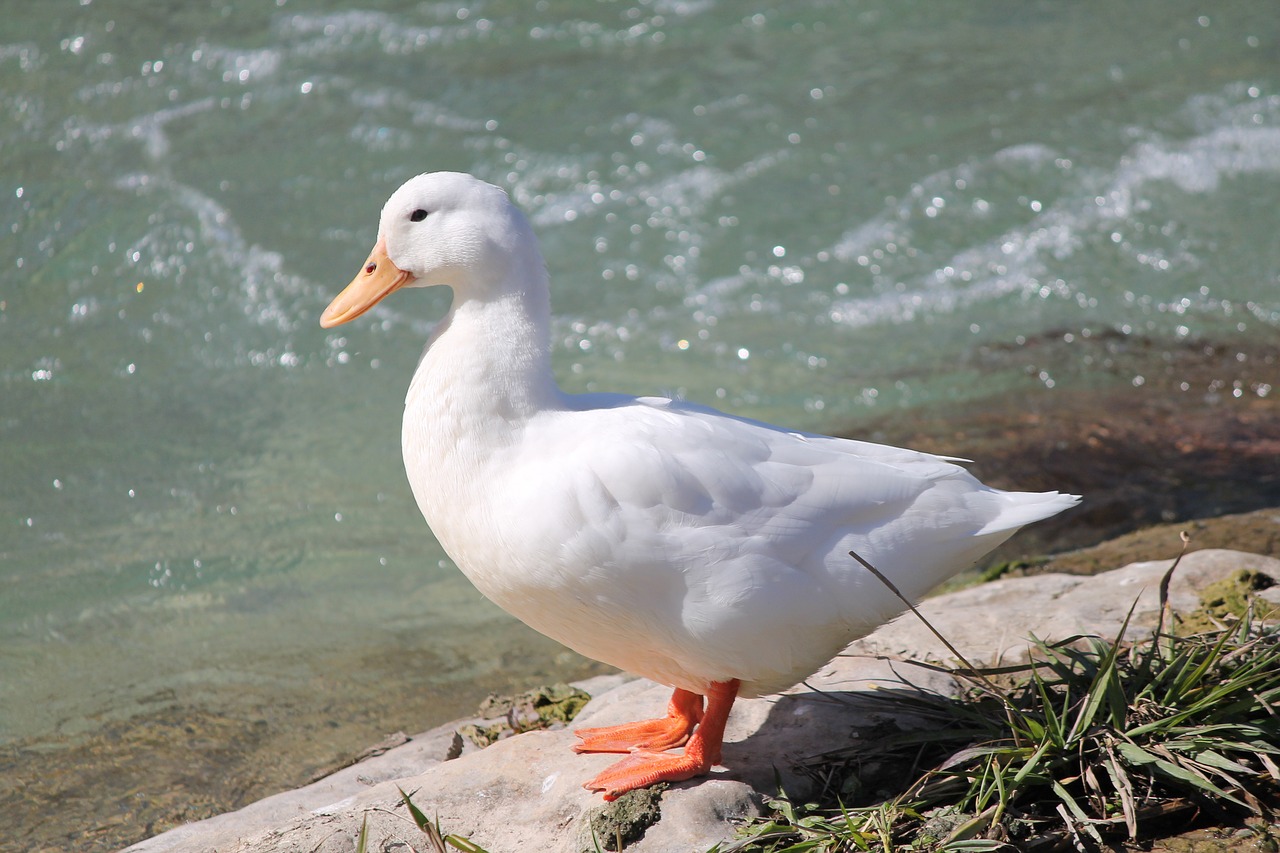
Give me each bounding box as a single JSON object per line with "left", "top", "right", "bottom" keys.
{"left": 405, "top": 273, "right": 562, "bottom": 458}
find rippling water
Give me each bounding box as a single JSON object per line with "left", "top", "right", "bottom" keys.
{"left": 2, "top": 1, "right": 1278, "bottom": 848}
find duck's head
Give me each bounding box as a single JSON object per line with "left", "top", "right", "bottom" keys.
{"left": 320, "top": 171, "right": 535, "bottom": 328}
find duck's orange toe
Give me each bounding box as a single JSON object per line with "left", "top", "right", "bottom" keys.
{"left": 573, "top": 717, "right": 694, "bottom": 753}
{"left": 583, "top": 749, "right": 713, "bottom": 801}
{"left": 573, "top": 687, "right": 703, "bottom": 754}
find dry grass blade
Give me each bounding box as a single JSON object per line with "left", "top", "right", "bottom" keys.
{"left": 848, "top": 551, "right": 1001, "bottom": 696}
{"left": 849, "top": 549, "right": 1034, "bottom": 745}
{"left": 1154, "top": 530, "right": 1192, "bottom": 641}
{"left": 1103, "top": 748, "right": 1139, "bottom": 839}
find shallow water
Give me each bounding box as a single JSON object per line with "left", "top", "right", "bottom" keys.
{"left": 2, "top": 1, "right": 1278, "bottom": 848}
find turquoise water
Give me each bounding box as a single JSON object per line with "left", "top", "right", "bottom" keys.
{"left": 2, "top": 0, "right": 1278, "bottom": 840}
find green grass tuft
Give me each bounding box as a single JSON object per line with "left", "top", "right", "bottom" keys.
{"left": 359, "top": 786, "right": 493, "bottom": 853}
{"left": 728, "top": 560, "right": 1280, "bottom": 851}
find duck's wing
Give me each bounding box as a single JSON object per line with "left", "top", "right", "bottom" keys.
{"left": 528, "top": 394, "right": 1003, "bottom": 561}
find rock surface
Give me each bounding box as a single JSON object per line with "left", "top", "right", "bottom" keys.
{"left": 121, "top": 549, "right": 1280, "bottom": 853}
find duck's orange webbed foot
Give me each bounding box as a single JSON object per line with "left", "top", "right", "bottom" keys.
{"left": 573, "top": 687, "right": 703, "bottom": 753}
{"left": 580, "top": 680, "right": 740, "bottom": 801}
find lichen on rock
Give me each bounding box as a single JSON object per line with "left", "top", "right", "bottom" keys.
{"left": 1177, "top": 569, "right": 1277, "bottom": 634}
{"left": 459, "top": 683, "right": 593, "bottom": 748}
{"left": 578, "top": 785, "right": 666, "bottom": 852}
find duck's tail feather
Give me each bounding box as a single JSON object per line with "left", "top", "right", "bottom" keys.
{"left": 975, "top": 490, "right": 1082, "bottom": 537}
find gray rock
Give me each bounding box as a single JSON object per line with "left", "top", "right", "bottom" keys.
{"left": 121, "top": 548, "right": 1280, "bottom": 853}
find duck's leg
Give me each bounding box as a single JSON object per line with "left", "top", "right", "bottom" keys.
{"left": 573, "top": 687, "right": 703, "bottom": 753}
{"left": 582, "top": 679, "right": 740, "bottom": 801}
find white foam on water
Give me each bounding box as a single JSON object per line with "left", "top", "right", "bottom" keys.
{"left": 820, "top": 89, "right": 1280, "bottom": 333}
{"left": 112, "top": 170, "right": 323, "bottom": 370}
{"left": 274, "top": 7, "right": 488, "bottom": 56}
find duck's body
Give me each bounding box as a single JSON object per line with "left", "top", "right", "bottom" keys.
{"left": 321, "top": 171, "right": 1080, "bottom": 798}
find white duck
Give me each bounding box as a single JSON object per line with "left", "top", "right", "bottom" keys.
{"left": 320, "top": 171, "right": 1079, "bottom": 800}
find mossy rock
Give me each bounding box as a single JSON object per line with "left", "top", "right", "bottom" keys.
{"left": 460, "top": 683, "right": 593, "bottom": 747}
{"left": 1176, "top": 570, "right": 1277, "bottom": 634}
{"left": 578, "top": 785, "right": 665, "bottom": 852}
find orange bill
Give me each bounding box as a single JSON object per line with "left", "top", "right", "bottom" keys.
{"left": 320, "top": 238, "right": 415, "bottom": 328}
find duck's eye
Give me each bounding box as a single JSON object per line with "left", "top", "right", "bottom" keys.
{"left": 410, "top": 209, "right": 428, "bottom": 222}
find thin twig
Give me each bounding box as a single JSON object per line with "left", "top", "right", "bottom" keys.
{"left": 849, "top": 550, "right": 1015, "bottom": 708}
